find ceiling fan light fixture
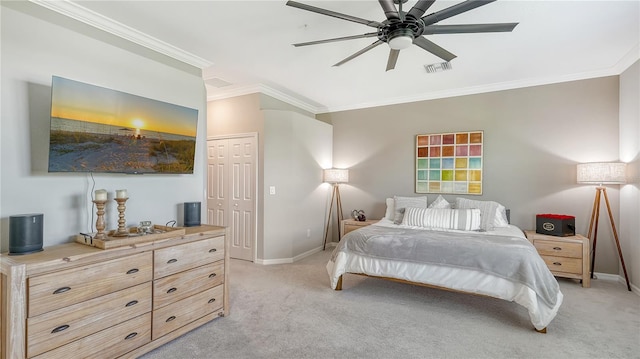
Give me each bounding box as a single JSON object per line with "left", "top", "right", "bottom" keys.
{"left": 388, "top": 35, "right": 413, "bottom": 50}
{"left": 387, "top": 28, "right": 414, "bottom": 50}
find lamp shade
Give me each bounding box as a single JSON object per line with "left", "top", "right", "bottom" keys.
{"left": 577, "top": 162, "right": 626, "bottom": 184}
{"left": 323, "top": 168, "right": 349, "bottom": 184}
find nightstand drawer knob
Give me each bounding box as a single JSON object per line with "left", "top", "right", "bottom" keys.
{"left": 553, "top": 247, "right": 562, "bottom": 251}
{"left": 553, "top": 262, "right": 562, "bottom": 266}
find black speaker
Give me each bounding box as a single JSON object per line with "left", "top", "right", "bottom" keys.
{"left": 9, "top": 213, "right": 44, "bottom": 255}
{"left": 184, "top": 202, "right": 201, "bottom": 227}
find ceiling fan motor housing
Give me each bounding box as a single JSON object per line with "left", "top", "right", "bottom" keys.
{"left": 378, "top": 17, "right": 425, "bottom": 49}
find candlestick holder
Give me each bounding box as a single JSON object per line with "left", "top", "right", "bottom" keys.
{"left": 93, "top": 200, "right": 107, "bottom": 240}
{"left": 113, "top": 197, "right": 129, "bottom": 237}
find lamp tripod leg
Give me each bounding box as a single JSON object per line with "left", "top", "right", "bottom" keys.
{"left": 601, "top": 188, "right": 632, "bottom": 291}
{"left": 323, "top": 185, "right": 337, "bottom": 250}
{"left": 589, "top": 189, "right": 601, "bottom": 279}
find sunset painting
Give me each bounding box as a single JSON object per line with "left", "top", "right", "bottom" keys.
{"left": 48, "top": 76, "right": 198, "bottom": 174}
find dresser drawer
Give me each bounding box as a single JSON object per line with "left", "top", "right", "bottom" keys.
{"left": 28, "top": 252, "right": 153, "bottom": 317}
{"left": 154, "top": 236, "right": 224, "bottom": 279}
{"left": 152, "top": 284, "right": 224, "bottom": 340}
{"left": 31, "top": 312, "right": 151, "bottom": 359}
{"left": 533, "top": 240, "right": 582, "bottom": 258}
{"left": 153, "top": 261, "right": 224, "bottom": 310}
{"left": 26, "top": 282, "right": 151, "bottom": 357}
{"left": 541, "top": 255, "right": 583, "bottom": 275}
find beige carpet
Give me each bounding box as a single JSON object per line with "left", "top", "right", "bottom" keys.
{"left": 140, "top": 249, "right": 640, "bottom": 359}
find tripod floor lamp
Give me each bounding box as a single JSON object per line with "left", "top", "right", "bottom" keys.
{"left": 323, "top": 168, "right": 349, "bottom": 250}
{"left": 577, "top": 162, "right": 631, "bottom": 291}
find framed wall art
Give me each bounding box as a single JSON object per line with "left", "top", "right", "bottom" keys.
{"left": 415, "top": 131, "right": 483, "bottom": 195}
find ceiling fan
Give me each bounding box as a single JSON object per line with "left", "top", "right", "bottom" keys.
{"left": 286, "top": 0, "right": 518, "bottom": 71}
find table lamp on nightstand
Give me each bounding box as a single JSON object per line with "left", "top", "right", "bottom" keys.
{"left": 323, "top": 168, "right": 349, "bottom": 250}
{"left": 577, "top": 162, "right": 631, "bottom": 291}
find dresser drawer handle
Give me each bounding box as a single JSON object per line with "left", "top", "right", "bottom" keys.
{"left": 167, "top": 287, "right": 177, "bottom": 294}
{"left": 209, "top": 248, "right": 217, "bottom": 253}
{"left": 124, "top": 332, "right": 138, "bottom": 340}
{"left": 553, "top": 247, "right": 562, "bottom": 251}
{"left": 166, "top": 316, "right": 176, "bottom": 322}
{"left": 209, "top": 273, "right": 217, "bottom": 278}
{"left": 126, "top": 268, "right": 139, "bottom": 275}
{"left": 53, "top": 287, "right": 71, "bottom": 295}
{"left": 51, "top": 325, "right": 69, "bottom": 333}
{"left": 167, "top": 258, "right": 178, "bottom": 264}
{"left": 125, "top": 300, "right": 138, "bottom": 307}
{"left": 208, "top": 298, "right": 216, "bottom": 304}
{"left": 553, "top": 262, "right": 562, "bottom": 266}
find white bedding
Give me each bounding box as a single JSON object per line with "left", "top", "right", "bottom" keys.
{"left": 326, "top": 218, "right": 563, "bottom": 330}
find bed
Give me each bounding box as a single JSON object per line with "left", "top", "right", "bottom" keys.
{"left": 326, "top": 196, "right": 563, "bottom": 332}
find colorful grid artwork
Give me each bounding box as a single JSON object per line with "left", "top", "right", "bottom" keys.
{"left": 415, "top": 131, "right": 483, "bottom": 195}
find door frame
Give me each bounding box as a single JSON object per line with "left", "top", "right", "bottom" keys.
{"left": 206, "top": 132, "right": 258, "bottom": 262}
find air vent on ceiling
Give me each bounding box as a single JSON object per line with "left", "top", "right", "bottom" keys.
{"left": 424, "top": 62, "right": 452, "bottom": 74}
{"left": 205, "top": 77, "right": 232, "bottom": 88}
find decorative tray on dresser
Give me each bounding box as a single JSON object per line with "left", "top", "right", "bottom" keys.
{"left": 0, "top": 225, "right": 229, "bottom": 359}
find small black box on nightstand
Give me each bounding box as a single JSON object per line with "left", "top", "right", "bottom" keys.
{"left": 536, "top": 214, "right": 575, "bottom": 237}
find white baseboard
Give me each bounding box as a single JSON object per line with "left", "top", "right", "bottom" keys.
{"left": 593, "top": 272, "right": 640, "bottom": 296}
{"left": 255, "top": 245, "right": 324, "bottom": 265}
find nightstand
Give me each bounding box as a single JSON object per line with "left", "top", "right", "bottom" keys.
{"left": 341, "top": 219, "right": 379, "bottom": 237}
{"left": 525, "top": 230, "right": 590, "bottom": 288}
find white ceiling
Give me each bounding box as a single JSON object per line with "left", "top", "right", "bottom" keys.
{"left": 36, "top": 1, "right": 640, "bottom": 113}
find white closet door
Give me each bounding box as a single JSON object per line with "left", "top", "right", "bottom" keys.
{"left": 207, "top": 135, "right": 256, "bottom": 261}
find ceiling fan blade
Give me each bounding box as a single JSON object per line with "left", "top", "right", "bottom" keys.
{"left": 422, "top": 0, "right": 497, "bottom": 26}
{"left": 286, "top": 1, "right": 382, "bottom": 28}
{"left": 378, "top": 0, "right": 401, "bottom": 22}
{"left": 333, "top": 40, "right": 384, "bottom": 67}
{"left": 386, "top": 49, "right": 400, "bottom": 72}
{"left": 413, "top": 36, "right": 457, "bottom": 62}
{"left": 293, "top": 32, "right": 379, "bottom": 47}
{"left": 407, "top": 0, "right": 436, "bottom": 20}
{"left": 423, "top": 23, "right": 518, "bottom": 35}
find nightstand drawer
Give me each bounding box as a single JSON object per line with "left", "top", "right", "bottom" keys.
{"left": 541, "top": 255, "right": 583, "bottom": 275}
{"left": 534, "top": 240, "right": 582, "bottom": 258}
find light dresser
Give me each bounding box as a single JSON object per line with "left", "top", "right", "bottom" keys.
{"left": 0, "top": 225, "right": 229, "bottom": 358}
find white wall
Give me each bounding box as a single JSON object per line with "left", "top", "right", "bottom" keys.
{"left": 262, "top": 110, "right": 332, "bottom": 262}
{"left": 1, "top": 4, "right": 207, "bottom": 251}
{"left": 619, "top": 60, "right": 640, "bottom": 289}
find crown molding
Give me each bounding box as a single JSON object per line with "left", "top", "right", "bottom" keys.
{"left": 614, "top": 43, "right": 640, "bottom": 73}
{"left": 207, "top": 84, "right": 320, "bottom": 115}
{"left": 319, "top": 65, "right": 632, "bottom": 114}
{"left": 29, "top": 0, "right": 213, "bottom": 69}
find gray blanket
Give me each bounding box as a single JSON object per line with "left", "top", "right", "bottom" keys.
{"left": 331, "top": 225, "right": 560, "bottom": 307}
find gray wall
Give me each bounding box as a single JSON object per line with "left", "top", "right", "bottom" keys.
{"left": 619, "top": 60, "right": 640, "bottom": 287}
{"left": 208, "top": 95, "right": 333, "bottom": 262}
{"left": 1, "top": 3, "right": 207, "bottom": 251}
{"left": 319, "top": 77, "right": 625, "bottom": 276}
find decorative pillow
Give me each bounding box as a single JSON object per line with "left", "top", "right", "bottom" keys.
{"left": 428, "top": 195, "right": 451, "bottom": 209}
{"left": 402, "top": 207, "right": 481, "bottom": 231}
{"left": 455, "top": 198, "right": 500, "bottom": 231}
{"left": 495, "top": 204, "right": 510, "bottom": 227}
{"left": 393, "top": 196, "right": 428, "bottom": 224}
{"left": 385, "top": 198, "right": 394, "bottom": 221}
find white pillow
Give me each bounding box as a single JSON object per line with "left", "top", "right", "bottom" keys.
{"left": 495, "top": 204, "right": 510, "bottom": 227}
{"left": 428, "top": 195, "right": 451, "bottom": 209}
{"left": 393, "top": 196, "right": 428, "bottom": 224}
{"left": 402, "top": 207, "right": 481, "bottom": 231}
{"left": 385, "top": 198, "right": 394, "bottom": 221}
{"left": 455, "top": 198, "right": 501, "bottom": 231}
